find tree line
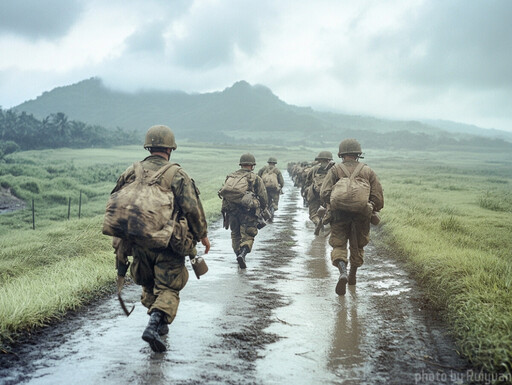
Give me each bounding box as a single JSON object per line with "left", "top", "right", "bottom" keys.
{"left": 0, "top": 108, "right": 139, "bottom": 158}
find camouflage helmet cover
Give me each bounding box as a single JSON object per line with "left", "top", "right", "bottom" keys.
{"left": 144, "top": 125, "right": 177, "bottom": 150}
{"left": 267, "top": 156, "right": 278, "bottom": 164}
{"left": 315, "top": 151, "right": 333, "bottom": 161}
{"left": 338, "top": 138, "right": 362, "bottom": 156}
{"left": 239, "top": 153, "right": 256, "bottom": 166}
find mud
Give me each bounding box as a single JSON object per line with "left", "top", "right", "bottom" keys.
{"left": 0, "top": 175, "right": 471, "bottom": 385}
{"left": 0, "top": 187, "right": 25, "bottom": 214}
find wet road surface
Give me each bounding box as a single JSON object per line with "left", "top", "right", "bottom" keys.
{"left": 0, "top": 175, "right": 469, "bottom": 385}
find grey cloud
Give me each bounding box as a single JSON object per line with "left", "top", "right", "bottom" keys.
{"left": 124, "top": 22, "right": 167, "bottom": 54}
{"left": 167, "top": 0, "right": 277, "bottom": 69}
{"left": 0, "top": 0, "right": 84, "bottom": 39}
{"left": 375, "top": 0, "right": 512, "bottom": 90}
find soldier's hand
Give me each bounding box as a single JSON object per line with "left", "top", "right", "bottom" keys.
{"left": 201, "top": 236, "right": 211, "bottom": 254}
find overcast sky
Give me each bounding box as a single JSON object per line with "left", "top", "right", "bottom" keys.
{"left": 1, "top": 0, "right": 511, "bottom": 131}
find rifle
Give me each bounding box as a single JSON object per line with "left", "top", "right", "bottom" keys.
{"left": 116, "top": 259, "right": 135, "bottom": 317}
{"left": 113, "top": 237, "right": 135, "bottom": 317}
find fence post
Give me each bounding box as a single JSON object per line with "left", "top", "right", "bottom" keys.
{"left": 68, "top": 197, "right": 71, "bottom": 220}
{"left": 78, "top": 191, "right": 82, "bottom": 219}
{"left": 32, "top": 198, "right": 35, "bottom": 230}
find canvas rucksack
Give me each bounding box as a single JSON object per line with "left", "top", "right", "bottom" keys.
{"left": 102, "top": 162, "right": 181, "bottom": 250}
{"left": 330, "top": 163, "right": 371, "bottom": 214}
{"left": 262, "top": 168, "right": 280, "bottom": 190}
{"left": 218, "top": 172, "right": 259, "bottom": 209}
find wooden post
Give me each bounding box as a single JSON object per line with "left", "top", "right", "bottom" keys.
{"left": 68, "top": 197, "right": 71, "bottom": 220}
{"left": 78, "top": 191, "right": 82, "bottom": 219}
{"left": 32, "top": 198, "right": 35, "bottom": 230}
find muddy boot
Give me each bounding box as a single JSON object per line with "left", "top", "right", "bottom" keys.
{"left": 237, "top": 246, "right": 249, "bottom": 269}
{"left": 158, "top": 323, "right": 169, "bottom": 336}
{"left": 348, "top": 265, "right": 358, "bottom": 286}
{"left": 142, "top": 310, "right": 167, "bottom": 352}
{"left": 335, "top": 261, "right": 348, "bottom": 296}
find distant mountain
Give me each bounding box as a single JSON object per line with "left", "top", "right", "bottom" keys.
{"left": 13, "top": 78, "right": 512, "bottom": 150}
{"left": 421, "top": 119, "right": 512, "bottom": 143}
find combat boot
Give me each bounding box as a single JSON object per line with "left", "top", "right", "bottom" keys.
{"left": 237, "top": 246, "right": 249, "bottom": 269}
{"left": 348, "top": 265, "right": 358, "bottom": 286}
{"left": 335, "top": 261, "right": 348, "bottom": 296}
{"left": 158, "top": 323, "right": 169, "bottom": 336}
{"left": 142, "top": 309, "right": 167, "bottom": 352}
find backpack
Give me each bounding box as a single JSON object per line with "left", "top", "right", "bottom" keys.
{"left": 218, "top": 172, "right": 259, "bottom": 209}
{"left": 312, "top": 171, "right": 327, "bottom": 193}
{"left": 262, "top": 168, "right": 280, "bottom": 190}
{"left": 102, "top": 162, "right": 181, "bottom": 250}
{"left": 330, "top": 163, "right": 371, "bottom": 214}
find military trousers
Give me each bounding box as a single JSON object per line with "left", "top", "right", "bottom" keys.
{"left": 308, "top": 196, "right": 322, "bottom": 225}
{"left": 228, "top": 210, "right": 259, "bottom": 254}
{"left": 328, "top": 212, "right": 371, "bottom": 268}
{"left": 266, "top": 188, "right": 280, "bottom": 211}
{"left": 130, "top": 246, "right": 189, "bottom": 325}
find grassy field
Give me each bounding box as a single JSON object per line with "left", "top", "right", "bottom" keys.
{"left": 1, "top": 144, "right": 511, "bottom": 378}
{"left": 0, "top": 143, "right": 318, "bottom": 346}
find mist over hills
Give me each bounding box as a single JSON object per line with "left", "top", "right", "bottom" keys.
{"left": 13, "top": 78, "right": 512, "bottom": 150}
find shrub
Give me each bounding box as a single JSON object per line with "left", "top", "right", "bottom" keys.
{"left": 20, "top": 181, "right": 40, "bottom": 194}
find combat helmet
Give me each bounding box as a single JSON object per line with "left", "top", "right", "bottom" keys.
{"left": 144, "top": 125, "right": 177, "bottom": 150}
{"left": 315, "top": 151, "right": 333, "bottom": 161}
{"left": 338, "top": 139, "right": 362, "bottom": 157}
{"left": 239, "top": 153, "right": 256, "bottom": 166}
{"left": 267, "top": 157, "right": 278, "bottom": 164}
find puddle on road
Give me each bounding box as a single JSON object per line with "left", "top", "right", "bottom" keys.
{"left": 1, "top": 175, "right": 469, "bottom": 385}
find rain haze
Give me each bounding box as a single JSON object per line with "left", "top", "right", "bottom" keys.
{"left": 1, "top": 0, "right": 512, "bottom": 132}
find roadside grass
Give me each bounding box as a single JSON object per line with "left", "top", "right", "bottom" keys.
{"left": 373, "top": 151, "right": 512, "bottom": 376}
{"left": 0, "top": 143, "right": 317, "bottom": 346}
{"left": 0, "top": 217, "right": 114, "bottom": 343}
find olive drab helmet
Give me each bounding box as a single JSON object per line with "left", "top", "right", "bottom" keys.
{"left": 239, "top": 153, "right": 256, "bottom": 166}
{"left": 338, "top": 139, "right": 362, "bottom": 157}
{"left": 267, "top": 157, "right": 278, "bottom": 164}
{"left": 144, "top": 125, "right": 177, "bottom": 150}
{"left": 315, "top": 151, "right": 333, "bottom": 161}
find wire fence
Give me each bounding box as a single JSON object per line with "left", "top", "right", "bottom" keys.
{"left": 29, "top": 191, "right": 84, "bottom": 230}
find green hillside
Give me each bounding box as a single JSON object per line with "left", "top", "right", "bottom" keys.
{"left": 13, "top": 78, "right": 512, "bottom": 151}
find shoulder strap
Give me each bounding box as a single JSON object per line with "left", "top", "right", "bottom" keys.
{"left": 148, "top": 163, "right": 181, "bottom": 186}
{"left": 351, "top": 163, "right": 365, "bottom": 179}
{"left": 338, "top": 162, "right": 365, "bottom": 179}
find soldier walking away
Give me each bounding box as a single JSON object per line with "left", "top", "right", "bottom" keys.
{"left": 104, "top": 125, "right": 210, "bottom": 352}
{"left": 219, "top": 153, "right": 268, "bottom": 269}
{"left": 303, "top": 151, "right": 334, "bottom": 234}
{"left": 320, "top": 139, "right": 383, "bottom": 296}
{"left": 258, "top": 157, "right": 284, "bottom": 222}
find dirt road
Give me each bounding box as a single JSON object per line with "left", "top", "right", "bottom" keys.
{"left": 0, "top": 175, "right": 470, "bottom": 385}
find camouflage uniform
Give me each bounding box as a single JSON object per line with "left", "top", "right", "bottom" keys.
{"left": 258, "top": 164, "right": 284, "bottom": 211}
{"left": 305, "top": 163, "right": 332, "bottom": 225}
{"left": 320, "top": 159, "right": 383, "bottom": 268}
{"left": 222, "top": 169, "right": 268, "bottom": 254}
{"left": 112, "top": 155, "right": 208, "bottom": 324}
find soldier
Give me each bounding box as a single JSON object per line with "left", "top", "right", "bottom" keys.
{"left": 108, "top": 125, "right": 210, "bottom": 352}
{"left": 320, "top": 139, "right": 383, "bottom": 296}
{"left": 220, "top": 153, "right": 268, "bottom": 269}
{"left": 304, "top": 151, "right": 334, "bottom": 234}
{"left": 258, "top": 156, "right": 284, "bottom": 221}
